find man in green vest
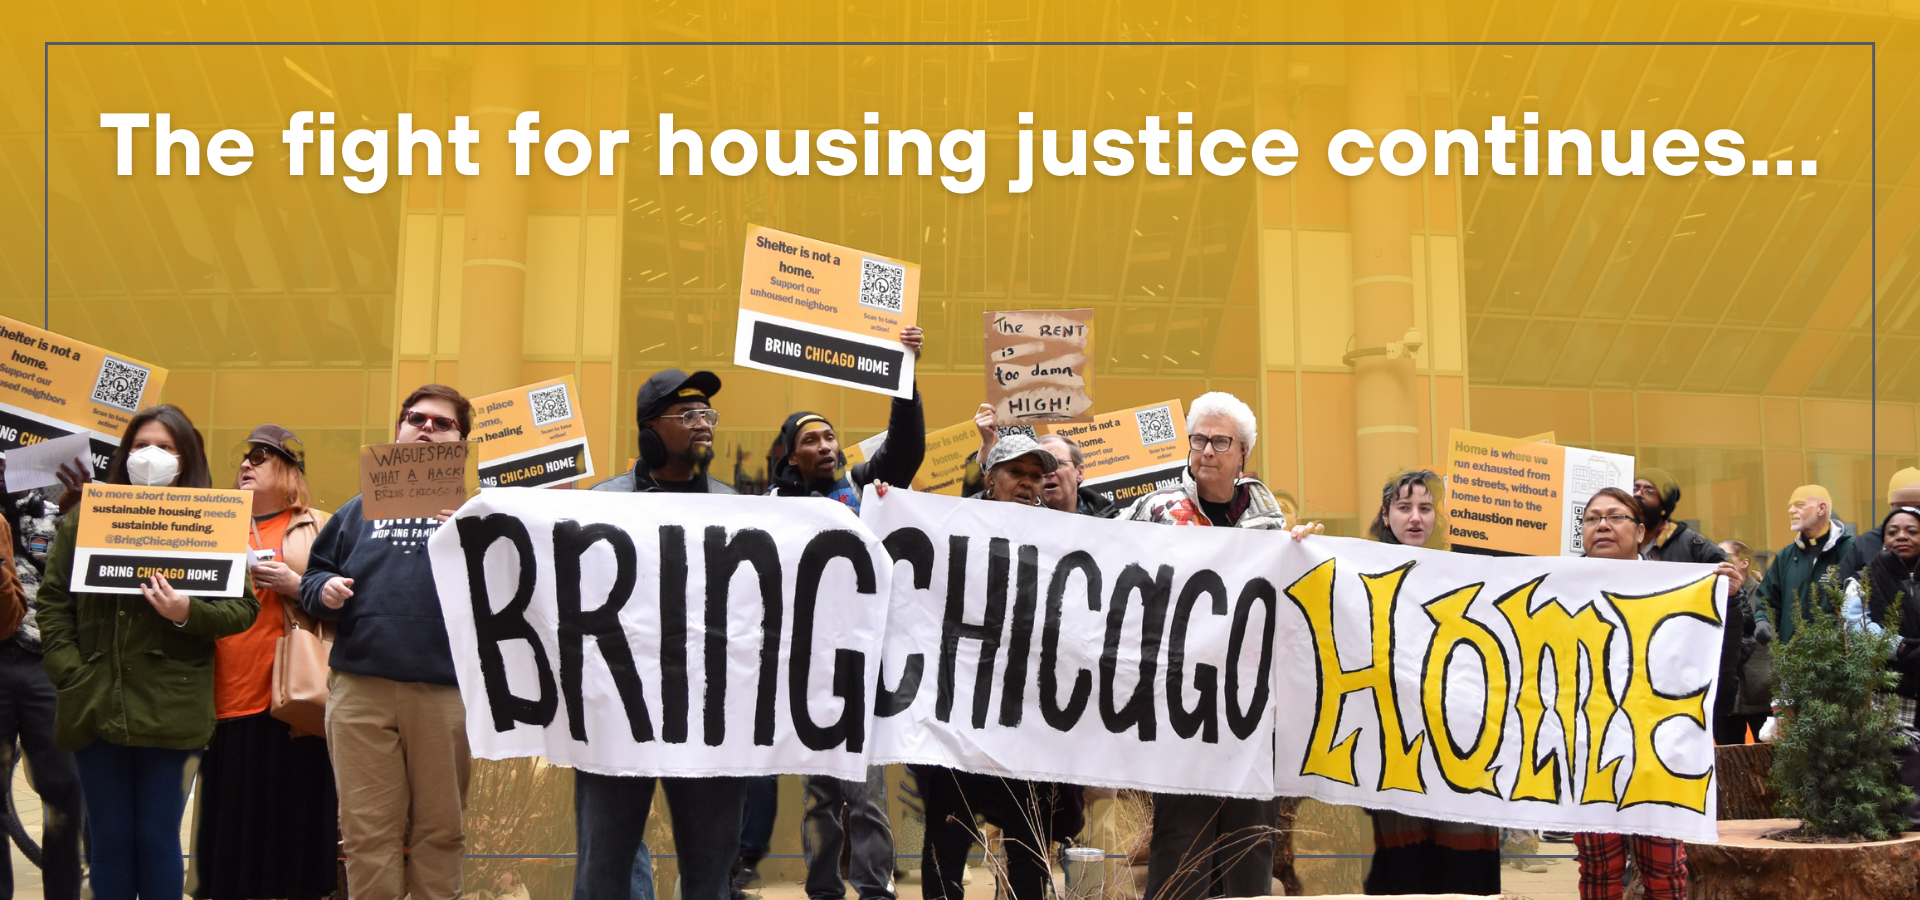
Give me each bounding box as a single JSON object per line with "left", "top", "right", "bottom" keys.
{"left": 1754, "top": 484, "right": 1855, "bottom": 643}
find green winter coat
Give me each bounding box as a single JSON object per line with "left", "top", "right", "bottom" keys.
{"left": 36, "top": 512, "right": 258, "bottom": 751}
{"left": 1754, "top": 525, "right": 1853, "bottom": 644}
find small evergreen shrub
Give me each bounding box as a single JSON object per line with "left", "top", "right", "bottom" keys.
{"left": 1768, "top": 576, "right": 1913, "bottom": 840}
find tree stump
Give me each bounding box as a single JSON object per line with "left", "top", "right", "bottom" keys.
{"left": 1716, "top": 742, "right": 1780, "bottom": 820}
{"left": 1686, "top": 818, "right": 1920, "bottom": 900}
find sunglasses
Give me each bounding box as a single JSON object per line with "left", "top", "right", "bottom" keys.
{"left": 239, "top": 445, "right": 301, "bottom": 468}
{"left": 401, "top": 410, "right": 461, "bottom": 434}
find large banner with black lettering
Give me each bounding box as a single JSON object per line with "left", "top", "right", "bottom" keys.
{"left": 862, "top": 488, "right": 1281, "bottom": 798}
{"left": 429, "top": 490, "right": 889, "bottom": 780}
{"left": 1271, "top": 536, "right": 1724, "bottom": 842}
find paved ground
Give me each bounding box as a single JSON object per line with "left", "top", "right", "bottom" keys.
{"left": 9, "top": 764, "right": 1580, "bottom": 900}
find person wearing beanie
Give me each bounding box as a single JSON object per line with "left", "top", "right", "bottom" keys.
{"left": 1835, "top": 467, "right": 1920, "bottom": 586}
{"left": 770, "top": 327, "right": 922, "bottom": 900}
{"left": 1629, "top": 468, "right": 1746, "bottom": 744}
{"left": 575, "top": 368, "right": 744, "bottom": 900}
{"left": 1631, "top": 467, "right": 1729, "bottom": 565}
{"left": 767, "top": 326, "right": 926, "bottom": 512}
{"left": 1754, "top": 485, "right": 1855, "bottom": 644}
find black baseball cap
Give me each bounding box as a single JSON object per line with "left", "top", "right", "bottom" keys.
{"left": 635, "top": 369, "right": 722, "bottom": 424}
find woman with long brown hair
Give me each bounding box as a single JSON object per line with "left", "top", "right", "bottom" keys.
{"left": 191, "top": 425, "right": 338, "bottom": 900}
{"left": 1361, "top": 469, "right": 1504, "bottom": 896}
{"left": 38, "top": 405, "right": 259, "bottom": 900}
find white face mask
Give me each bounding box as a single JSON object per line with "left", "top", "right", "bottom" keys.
{"left": 126, "top": 445, "right": 181, "bottom": 487}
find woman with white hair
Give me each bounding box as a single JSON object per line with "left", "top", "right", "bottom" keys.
{"left": 1124, "top": 391, "right": 1316, "bottom": 900}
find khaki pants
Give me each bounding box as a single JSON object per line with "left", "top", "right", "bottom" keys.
{"left": 327, "top": 670, "right": 471, "bottom": 900}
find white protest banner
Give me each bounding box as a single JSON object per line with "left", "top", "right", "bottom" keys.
{"left": 863, "top": 488, "right": 1280, "bottom": 798}
{"left": 1271, "top": 536, "right": 1724, "bottom": 842}
{"left": 429, "top": 489, "right": 890, "bottom": 780}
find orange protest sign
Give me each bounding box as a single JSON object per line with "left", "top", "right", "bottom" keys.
{"left": 359, "top": 440, "right": 478, "bottom": 520}
{"left": 70, "top": 484, "right": 251, "bottom": 596}
{"left": 0, "top": 316, "right": 168, "bottom": 475}
{"left": 1444, "top": 428, "right": 1633, "bottom": 556}
{"left": 734, "top": 225, "right": 920, "bottom": 397}
{"left": 471, "top": 376, "right": 595, "bottom": 489}
{"left": 985, "top": 309, "right": 1094, "bottom": 423}
{"left": 1043, "top": 400, "right": 1186, "bottom": 508}
{"left": 847, "top": 419, "right": 979, "bottom": 496}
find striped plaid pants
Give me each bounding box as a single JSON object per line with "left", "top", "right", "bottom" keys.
{"left": 1573, "top": 832, "right": 1688, "bottom": 900}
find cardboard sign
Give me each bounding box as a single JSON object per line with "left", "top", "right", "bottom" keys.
{"left": 471, "top": 376, "right": 595, "bottom": 489}
{"left": 0, "top": 316, "right": 168, "bottom": 477}
{"left": 1444, "top": 428, "right": 1634, "bottom": 556}
{"left": 71, "top": 484, "right": 252, "bottom": 596}
{"left": 1043, "top": 400, "right": 1187, "bottom": 508}
{"left": 733, "top": 225, "right": 920, "bottom": 398}
{"left": 359, "top": 441, "right": 478, "bottom": 520}
{"left": 985, "top": 309, "right": 1094, "bottom": 423}
{"left": 846, "top": 419, "right": 980, "bottom": 496}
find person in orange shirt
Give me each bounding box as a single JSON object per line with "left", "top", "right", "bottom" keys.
{"left": 191, "top": 424, "right": 338, "bottom": 900}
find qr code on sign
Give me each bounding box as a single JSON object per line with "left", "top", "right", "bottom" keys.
{"left": 527, "top": 383, "right": 574, "bottom": 427}
{"left": 90, "top": 356, "right": 150, "bottom": 412}
{"left": 1135, "top": 405, "right": 1177, "bottom": 447}
{"left": 858, "top": 257, "right": 906, "bottom": 313}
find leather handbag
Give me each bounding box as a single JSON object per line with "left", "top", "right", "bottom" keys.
{"left": 271, "top": 601, "right": 332, "bottom": 737}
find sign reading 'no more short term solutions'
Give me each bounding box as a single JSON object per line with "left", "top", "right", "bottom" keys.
{"left": 71, "top": 484, "right": 251, "bottom": 596}
{"left": 471, "top": 376, "right": 595, "bottom": 489}
{"left": 734, "top": 225, "right": 920, "bottom": 398}
{"left": 360, "top": 441, "right": 478, "bottom": 520}
{"left": 0, "top": 315, "right": 168, "bottom": 477}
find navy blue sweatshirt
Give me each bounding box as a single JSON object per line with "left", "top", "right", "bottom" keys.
{"left": 298, "top": 496, "right": 456, "bottom": 686}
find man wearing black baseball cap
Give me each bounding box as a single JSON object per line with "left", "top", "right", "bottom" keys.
{"left": 574, "top": 368, "right": 743, "bottom": 900}
{"left": 594, "top": 368, "right": 734, "bottom": 495}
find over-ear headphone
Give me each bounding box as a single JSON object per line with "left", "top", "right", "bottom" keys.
{"left": 638, "top": 424, "right": 668, "bottom": 470}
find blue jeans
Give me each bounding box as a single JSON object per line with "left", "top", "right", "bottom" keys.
{"left": 573, "top": 834, "right": 653, "bottom": 900}
{"left": 574, "top": 772, "right": 744, "bottom": 900}
{"left": 71, "top": 742, "right": 198, "bottom": 900}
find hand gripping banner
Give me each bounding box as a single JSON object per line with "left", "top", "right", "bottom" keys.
{"left": 429, "top": 490, "right": 889, "bottom": 780}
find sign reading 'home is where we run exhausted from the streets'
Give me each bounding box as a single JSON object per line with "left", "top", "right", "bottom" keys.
{"left": 359, "top": 441, "right": 478, "bottom": 520}
{"left": 0, "top": 315, "right": 168, "bottom": 476}
{"left": 734, "top": 225, "right": 920, "bottom": 398}
{"left": 71, "top": 484, "right": 251, "bottom": 596}
{"left": 471, "top": 376, "right": 595, "bottom": 489}
{"left": 1445, "top": 428, "right": 1634, "bottom": 557}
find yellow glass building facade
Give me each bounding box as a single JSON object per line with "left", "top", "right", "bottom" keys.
{"left": 7, "top": 0, "right": 1915, "bottom": 891}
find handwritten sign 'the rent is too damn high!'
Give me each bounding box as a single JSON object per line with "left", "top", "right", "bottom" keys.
{"left": 985, "top": 308, "right": 1094, "bottom": 424}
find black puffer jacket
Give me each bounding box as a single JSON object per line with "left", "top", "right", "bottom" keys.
{"left": 1867, "top": 547, "right": 1920, "bottom": 699}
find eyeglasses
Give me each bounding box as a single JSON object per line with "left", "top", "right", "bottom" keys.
{"left": 658, "top": 408, "right": 720, "bottom": 427}
{"left": 239, "top": 446, "right": 289, "bottom": 468}
{"left": 1189, "top": 433, "right": 1236, "bottom": 453}
{"left": 1581, "top": 513, "right": 1639, "bottom": 528}
{"left": 401, "top": 410, "right": 461, "bottom": 434}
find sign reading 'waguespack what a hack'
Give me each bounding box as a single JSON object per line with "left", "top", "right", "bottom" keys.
{"left": 71, "top": 484, "right": 252, "bottom": 596}
{"left": 359, "top": 441, "right": 477, "bottom": 520}
{"left": 428, "top": 490, "right": 891, "bottom": 781}
{"left": 734, "top": 225, "right": 920, "bottom": 399}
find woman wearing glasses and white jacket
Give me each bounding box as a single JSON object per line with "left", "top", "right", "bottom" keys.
{"left": 299, "top": 385, "right": 473, "bottom": 900}
{"left": 193, "top": 424, "right": 338, "bottom": 900}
